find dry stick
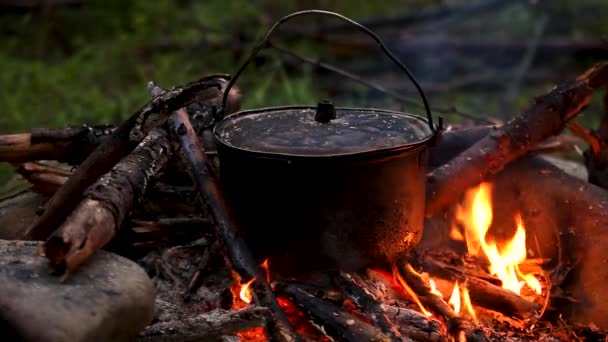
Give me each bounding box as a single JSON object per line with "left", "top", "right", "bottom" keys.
{"left": 419, "top": 257, "right": 541, "bottom": 319}
{"left": 139, "top": 306, "right": 272, "bottom": 341}
{"left": 425, "top": 62, "right": 608, "bottom": 217}
{"left": 168, "top": 108, "right": 299, "bottom": 342}
{"left": 16, "top": 162, "right": 71, "bottom": 195}
{"left": 279, "top": 283, "right": 390, "bottom": 342}
{"left": 23, "top": 75, "right": 228, "bottom": 240}
{"left": 334, "top": 272, "right": 407, "bottom": 342}
{"left": 42, "top": 126, "right": 174, "bottom": 273}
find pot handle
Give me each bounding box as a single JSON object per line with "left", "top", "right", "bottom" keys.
{"left": 220, "top": 10, "right": 438, "bottom": 133}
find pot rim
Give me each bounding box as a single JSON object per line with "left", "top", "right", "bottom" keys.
{"left": 214, "top": 105, "right": 438, "bottom": 160}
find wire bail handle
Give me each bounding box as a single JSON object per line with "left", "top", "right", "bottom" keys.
{"left": 221, "top": 9, "right": 437, "bottom": 132}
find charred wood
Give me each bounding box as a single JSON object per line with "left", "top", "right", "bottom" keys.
{"left": 334, "top": 272, "right": 405, "bottom": 342}
{"left": 426, "top": 62, "right": 608, "bottom": 216}
{"left": 278, "top": 283, "right": 390, "bottom": 342}
{"left": 43, "top": 126, "right": 174, "bottom": 274}
{"left": 394, "top": 261, "right": 488, "bottom": 341}
{"left": 139, "top": 306, "right": 271, "bottom": 341}
{"left": 168, "top": 108, "right": 299, "bottom": 342}
{"left": 380, "top": 305, "right": 447, "bottom": 342}
{"left": 418, "top": 257, "right": 541, "bottom": 319}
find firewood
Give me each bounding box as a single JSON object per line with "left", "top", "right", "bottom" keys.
{"left": 334, "top": 272, "right": 405, "bottom": 342}
{"left": 278, "top": 283, "right": 391, "bottom": 342}
{"left": 167, "top": 108, "right": 299, "bottom": 342}
{"left": 394, "top": 260, "right": 489, "bottom": 341}
{"left": 418, "top": 257, "right": 541, "bottom": 319}
{"left": 139, "top": 306, "right": 271, "bottom": 341}
{"left": 380, "top": 304, "right": 447, "bottom": 342}
{"left": 16, "top": 162, "right": 71, "bottom": 195}
{"left": 42, "top": 126, "right": 174, "bottom": 274}
{"left": 425, "top": 62, "right": 608, "bottom": 216}
{"left": 568, "top": 89, "right": 608, "bottom": 189}
{"left": 23, "top": 74, "right": 230, "bottom": 241}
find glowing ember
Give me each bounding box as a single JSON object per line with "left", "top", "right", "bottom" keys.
{"left": 392, "top": 264, "right": 432, "bottom": 317}
{"left": 454, "top": 182, "right": 541, "bottom": 295}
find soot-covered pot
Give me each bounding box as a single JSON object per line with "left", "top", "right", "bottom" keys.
{"left": 213, "top": 10, "right": 441, "bottom": 272}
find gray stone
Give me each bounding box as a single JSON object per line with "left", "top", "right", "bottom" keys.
{"left": 0, "top": 239, "right": 155, "bottom": 341}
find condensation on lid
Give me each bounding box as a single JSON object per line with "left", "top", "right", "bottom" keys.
{"left": 215, "top": 107, "right": 433, "bottom": 156}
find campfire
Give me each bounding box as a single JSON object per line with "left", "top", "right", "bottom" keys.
{"left": 2, "top": 9, "right": 608, "bottom": 342}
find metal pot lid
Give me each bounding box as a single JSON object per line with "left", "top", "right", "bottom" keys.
{"left": 214, "top": 104, "right": 434, "bottom": 157}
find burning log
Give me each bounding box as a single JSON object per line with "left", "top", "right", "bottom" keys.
{"left": 23, "top": 75, "right": 230, "bottom": 241}
{"left": 334, "top": 273, "right": 404, "bottom": 341}
{"left": 139, "top": 306, "right": 272, "bottom": 341}
{"left": 167, "top": 109, "right": 299, "bottom": 342}
{"left": 394, "top": 261, "right": 489, "bottom": 341}
{"left": 426, "top": 62, "right": 608, "bottom": 216}
{"left": 42, "top": 126, "right": 174, "bottom": 274}
{"left": 278, "top": 283, "right": 390, "bottom": 342}
{"left": 418, "top": 257, "right": 541, "bottom": 319}
{"left": 380, "top": 305, "right": 447, "bottom": 342}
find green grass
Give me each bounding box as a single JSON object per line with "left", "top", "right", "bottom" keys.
{"left": 0, "top": 0, "right": 606, "bottom": 185}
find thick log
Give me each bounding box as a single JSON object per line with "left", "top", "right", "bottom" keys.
{"left": 24, "top": 75, "right": 229, "bottom": 241}
{"left": 278, "top": 283, "right": 390, "bottom": 342}
{"left": 418, "top": 257, "right": 541, "bottom": 319}
{"left": 426, "top": 62, "right": 608, "bottom": 216}
{"left": 43, "top": 127, "right": 174, "bottom": 273}
{"left": 167, "top": 109, "right": 299, "bottom": 342}
{"left": 334, "top": 273, "right": 405, "bottom": 342}
{"left": 139, "top": 306, "right": 271, "bottom": 341}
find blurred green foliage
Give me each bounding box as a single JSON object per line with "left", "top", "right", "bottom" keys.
{"left": 0, "top": 0, "right": 606, "bottom": 184}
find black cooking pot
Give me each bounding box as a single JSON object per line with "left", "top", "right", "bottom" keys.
{"left": 214, "top": 11, "right": 441, "bottom": 272}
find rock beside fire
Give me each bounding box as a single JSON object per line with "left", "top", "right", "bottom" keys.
{"left": 0, "top": 239, "right": 155, "bottom": 341}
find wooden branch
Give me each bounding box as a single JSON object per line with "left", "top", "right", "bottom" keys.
{"left": 42, "top": 126, "right": 174, "bottom": 274}
{"left": 139, "top": 306, "right": 271, "bottom": 341}
{"left": 278, "top": 283, "right": 390, "bottom": 342}
{"left": 419, "top": 257, "right": 541, "bottom": 319}
{"left": 23, "top": 75, "right": 229, "bottom": 241}
{"left": 16, "top": 162, "right": 71, "bottom": 195}
{"left": 167, "top": 109, "right": 299, "bottom": 342}
{"left": 334, "top": 273, "right": 405, "bottom": 342}
{"left": 426, "top": 62, "right": 608, "bottom": 216}
{"left": 0, "top": 125, "right": 115, "bottom": 164}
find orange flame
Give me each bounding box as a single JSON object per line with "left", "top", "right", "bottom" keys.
{"left": 454, "top": 182, "right": 541, "bottom": 295}
{"left": 392, "top": 264, "right": 432, "bottom": 317}
{"left": 429, "top": 279, "right": 443, "bottom": 297}
{"left": 261, "top": 258, "right": 270, "bottom": 284}
{"left": 448, "top": 281, "right": 477, "bottom": 322}
{"left": 239, "top": 277, "right": 256, "bottom": 304}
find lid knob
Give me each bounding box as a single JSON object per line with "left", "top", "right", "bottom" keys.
{"left": 315, "top": 100, "right": 336, "bottom": 123}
